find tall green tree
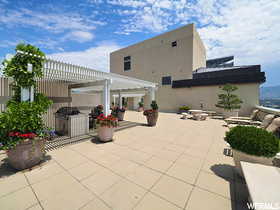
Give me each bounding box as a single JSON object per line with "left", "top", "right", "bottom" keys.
{"left": 216, "top": 84, "right": 243, "bottom": 111}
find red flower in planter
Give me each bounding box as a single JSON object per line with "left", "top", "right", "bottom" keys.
{"left": 19, "top": 133, "right": 37, "bottom": 139}
{"left": 8, "top": 132, "right": 37, "bottom": 139}
{"left": 143, "top": 109, "right": 157, "bottom": 116}
{"left": 96, "top": 114, "right": 118, "bottom": 127}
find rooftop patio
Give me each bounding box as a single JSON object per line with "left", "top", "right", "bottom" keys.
{"left": 0, "top": 111, "right": 250, "bottom": 210}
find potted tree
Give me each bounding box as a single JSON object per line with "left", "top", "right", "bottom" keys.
{"left": 225, "top": 126, "right": 280, "bottom": 176}
{"left": 96, "top": 114, "right": 118, "bottom": 142}
{"left": 138, "top": 101, "right": 144, "bottom": 112}
{"left": 143, "top": 101, "right": 159, "bottom": 126}
{"left": 215, "top": 84, "right": 243, "bottom": 118}
{"left": 0, "top": 43, "right": 52, "bottom": 170}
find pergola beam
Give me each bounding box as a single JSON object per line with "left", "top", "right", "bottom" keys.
{"left": 68, "top": 80, "right": 106, "bottom": 89}
{"left": 80, "top": 87, "right": 148, "bottom": 94}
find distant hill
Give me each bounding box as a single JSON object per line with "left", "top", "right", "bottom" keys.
{"left": 260, "top": 85, "right": 280, "bottom": 99}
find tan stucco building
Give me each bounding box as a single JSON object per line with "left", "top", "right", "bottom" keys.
{"left": 110, "top": 23, "right": 265, "bottom": 116}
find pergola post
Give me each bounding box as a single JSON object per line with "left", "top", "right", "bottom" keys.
{"left": 103, "top": 79, "right": 111, "bottom": 116}
{"left": 149, "top": 87, "right": 156, "bottom": 102}
{"left": 21, "top": 63, "right": 34, "bottom": 102}
{"left": 113, "top": 96, "right": 116, "bottom": 106}
{"left": 118, "top": 91, "right": 122, "bottom": 108}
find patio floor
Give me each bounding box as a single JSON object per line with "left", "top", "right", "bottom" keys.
{"left": 0, "top": 111, "right": 249, "bottom": 210}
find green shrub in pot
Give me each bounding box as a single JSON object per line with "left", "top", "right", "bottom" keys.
{"left": 225, "top": 126, "right": 279, "bottom": 158}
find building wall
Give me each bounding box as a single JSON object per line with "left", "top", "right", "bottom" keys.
{"left": 110, "top": 24, "right": 260, "bottom": 115}
{"left": 71, "top": 92, "right": 101, "bottom": 114}
{"left": 110, "top": 24, "right": 209, "bottom": 112}
{"left": 127, "top": 97, "right": 134, "bottom": 110}
{"left": 110, "top": 24, "right": 203, "bottom": 82}
{"left": 170, "top": 83, "right": 260, "bottom": 116}
{"left": 71, "top": 93, "right": 101, "bottom": 107}
{"left": 192, "top": 29, "right": 206, "bottom": 71}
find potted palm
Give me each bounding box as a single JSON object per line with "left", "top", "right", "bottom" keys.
{"left": 96, "top": 114, "right": 118, "bottom": 142}
{"left": 143, "top": 100, "right": 159, "bottom": 126}
{"left": 225, "top": 126, "right": 280, "bottom": 176}
{"left": 0, "top": 43, "right": 52, "bottom": 170}
{"left": 215, "top": 84, "right": 243, "bottom": 118}
{"left": 138, "top": 101, "right": 144, "bottom": 112}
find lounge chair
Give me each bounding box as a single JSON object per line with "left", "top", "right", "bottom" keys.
{"left": 226, "top": 109, "right": 259, "bottom": 121}
{"left": 225, "top": 109, "right": 262, "bottom": 126}
{"left": 227, "top": 114, "right": 278, "bottom": 131}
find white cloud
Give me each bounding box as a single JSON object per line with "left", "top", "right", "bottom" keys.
{"left": 32, "top": 38, "right": 63, "bottom": 51}
{"left": 111, "top": 0, "right": 175, "bottom": 34}
{"left": 108, "top": 0, "right": 147, "bottom": 8}
{"left": 111, "top": 0, "right": 280, "bottom": 68}
{"left": 0, "top": 40, "right": 18, "bottom": 48}
{"left": 63, "top": 31, "right": 95, "bottom": 43}
{"left": 48, "top": 42, "right": 122, "bottom": 71}
{"left": 87, "top": 0, "right": 104, "bottom": 3}
{"left": 195, "top": 0, "right": 280, "bottom": 66}
{"left": 0, "top": 8, "right": 104, "bottom": 33}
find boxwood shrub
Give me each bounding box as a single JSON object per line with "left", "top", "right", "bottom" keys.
{"left": 225, "top": 126, "right": 280, "bottom": 157}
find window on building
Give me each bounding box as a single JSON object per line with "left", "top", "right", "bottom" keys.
{"left": 171, "top": 41, "right": 177, "bottom": 47}
{"left": 162, "top": 76, "right": 172, "bottom": 85}
{"left": 124, "top": 56, "right": 131, "bottom": 71}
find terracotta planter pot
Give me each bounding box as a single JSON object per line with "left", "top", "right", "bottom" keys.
{"left": 7, "top": 138, "right": 46, "bottom": 170}
{"left": 98, "top": 126, "right": 114, "bottom": 142}
{"left": 117, "top": 112, "right": 125, "bottom": 121}
{"left": 146, "top": 111, "right": 159, "bottom": 126}
{"left": 232, "top": 149, "right": 274, "bottom": 176}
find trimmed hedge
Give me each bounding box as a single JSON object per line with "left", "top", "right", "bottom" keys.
{"left": 225, "top": 126, "right": 279, "bottom": 157}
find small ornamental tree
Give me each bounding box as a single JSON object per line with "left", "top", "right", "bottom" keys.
{"left": 0, "top": 43, "right": 52, "bottom": 151}
{"left": 216, "top": 84, "right": 243, "bottom": 111}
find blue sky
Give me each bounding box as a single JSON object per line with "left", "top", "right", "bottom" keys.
{"left": 0, "top": 0, "right": 279, "bottom": 87}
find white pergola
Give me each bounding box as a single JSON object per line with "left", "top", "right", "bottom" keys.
{"left": 42, "top": 58, "right": 157, "bottom": 116}
{"left": 6, "top": 51, "right": 157, "bottom": 116}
